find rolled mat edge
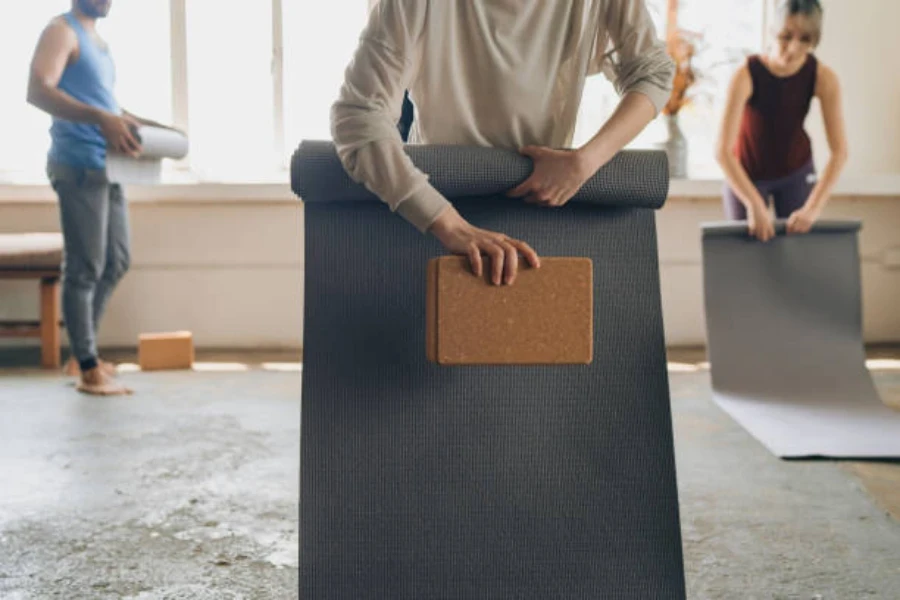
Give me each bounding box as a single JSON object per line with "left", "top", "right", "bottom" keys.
{"left": 701, "top": 219, "right": 862, "bottom": 238}
{"left": 291, "top": 140, "right": 669, "bottom": 210}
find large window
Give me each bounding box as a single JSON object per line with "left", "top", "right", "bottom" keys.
{"left": 0, "top": 0, "right": 765, "bottom": 185}
{"left": 574, "top": 0, "right": 766, "bottom": 177}
{"left": 184, "top": 0, "right": 277, "bottom": 182}
{"left": 103, "top": 2, "right": 172, "bottom": 129}
{"left": 0, "top": 1, "right": 171, "bottom": 184}
{"left": 0, "top": 0, "right": 65, "bottom": 183}
{"left": 282, "top": 1, "right": 371, "bottom": 169}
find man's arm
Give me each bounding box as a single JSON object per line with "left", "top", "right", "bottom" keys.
{"left": 507, "top": 0, "right": 674, "bottom": 207}
{"left": 27, "top": 19, "right": 104, "bottom": 125}
{"left": 584, "top": 0, "right": 675, "bottom": 169}
{"left": 121, "top": 109, "right": 183, "bottom": 135}
{"left": 27, "top": 18, "right": 140, "bottom": 156}
{"left": 331, "top": 0, "right": 447, "bottom": 233}
{"left": 332, "top": 0, "right": 538, "bottom": 285}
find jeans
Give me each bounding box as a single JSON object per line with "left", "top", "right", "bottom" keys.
{"left": 47, "top": 161, "right": 131, "bottom": 365}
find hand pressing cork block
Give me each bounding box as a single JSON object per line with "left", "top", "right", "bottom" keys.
{"left": 426, "top": 256, "right": 593, "bottom": 365}
{"left": 138, "top": 330, "right": 195, "bottom": 371}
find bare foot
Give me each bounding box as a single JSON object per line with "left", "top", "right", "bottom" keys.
{"left": 76, "top": 367, "right": 133, "bottom": 396}
{"left": 63, "top": 357, "right": 78, "bottom": 377}
{"left": 64, "top": 357, "right": 118, "bottom": 378}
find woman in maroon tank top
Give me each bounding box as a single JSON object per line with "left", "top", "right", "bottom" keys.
{"left": 715, "top": 0, "right": 848, "bottom": 242}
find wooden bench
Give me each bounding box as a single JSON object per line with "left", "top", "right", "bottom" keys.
{"left": 0, "top": 233, "right": 64, "bottom": 368}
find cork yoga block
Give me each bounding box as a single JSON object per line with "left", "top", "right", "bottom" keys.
{"left": 426, "top": 256, "right": 593, "bottom": 365}
{"left": 138, "top": 330, "right": 195, "bottom": 371}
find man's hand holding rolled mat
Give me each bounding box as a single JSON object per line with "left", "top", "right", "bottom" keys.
{"left": 433, "top": 89, "right": 659, "bottom": 284}
{"left": 98, "top": 112, "right": 143, "bottom": 157}
{"left": 122, "top": 109, "right": 185, "bottom": 137}
{"left": 506, "top": 146, "right": 592, "bottom": 208}
{"left": 507, "top": 90, "right": 659, "bottom": 208}
{"left": 430, "top": 141, "right": 592, "bottom": 283}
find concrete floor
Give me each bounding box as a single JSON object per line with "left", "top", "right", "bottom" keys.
{"left": 668, "top": 358, "right": 900, "bottom": 599}
{"left": 0, "top": 349, "right": 898, "bottom": 599}
{"left": 0, "top": 356, "right": 300, "bottom": 599}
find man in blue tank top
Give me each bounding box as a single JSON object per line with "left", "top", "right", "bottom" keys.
{"left": 27, "top": 0, "right": 174, "bottom": 395}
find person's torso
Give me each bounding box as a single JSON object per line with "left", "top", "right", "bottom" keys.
{"left": 406, "top": 0, "right": 605, "bottom": 150}
{"left": 49, "top": 11, "right": 119, "bottom": 170}
{"left": 736, "top": 53, "right": 817, "bottom": 181}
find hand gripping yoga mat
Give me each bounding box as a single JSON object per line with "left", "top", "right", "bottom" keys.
{"left": 702, "top": 220, "right": 900, "bottom": 459}
{"left": 106, "top": 125, "right": 189, "bottom": 185}
{"left": 295, "top": 140, "right": 685, "bottom": 599}
{"left": 293, "top": 140, "right": 667, "bottom": 208}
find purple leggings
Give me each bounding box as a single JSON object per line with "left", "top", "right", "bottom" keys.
{"left": 723, "top": 160, "right": 817, "bottom": 220}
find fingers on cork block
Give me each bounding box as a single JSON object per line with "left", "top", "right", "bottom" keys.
{"left": 426, "top": 256, "right": 593, "bottom": 365}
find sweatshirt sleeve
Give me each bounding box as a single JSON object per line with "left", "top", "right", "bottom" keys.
{"left": 590, "top": 0, "right": 675, "bottom": 114}
{"left": 330, "top": 0, "right": 450, "bottom": 233}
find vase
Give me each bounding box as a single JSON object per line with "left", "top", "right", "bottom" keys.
{"left": 658, "top": 113, "right": 688, "bottom": 179}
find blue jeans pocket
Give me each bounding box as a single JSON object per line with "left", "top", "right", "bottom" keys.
{"left": 47, "top": 162, "right": 88, "bottom": 192}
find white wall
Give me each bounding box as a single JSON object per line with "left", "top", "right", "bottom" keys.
{"left": 1, "top": 190, "right": 897, "bottom": 353}
{"left": 805, "top": 0, "right": 900, "bottom": 176}
{"left": 0, "top": 198, "right": 304, "bottom": 350}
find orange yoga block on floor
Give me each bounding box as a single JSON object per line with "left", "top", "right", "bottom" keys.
{"left": 426, "top": 256, "right": 593, "bottom": 365}
{"left": 138, "top": 331, "right": 195, "bottom": 371}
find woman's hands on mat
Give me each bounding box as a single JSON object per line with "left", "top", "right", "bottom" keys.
{"left": 505, "top": 146, "right": 592, "bottom": 207}
{"left": 747, "top": 201, "right": 776, "bottom": 242}
{"left": 429, "top": 206, "right": 540, "bottom": 286}
{"left": 786, "top": 203, "right": 821, "bottom": 234}
{"left": 748, "top": 200, "right": 821, "bottom": 240}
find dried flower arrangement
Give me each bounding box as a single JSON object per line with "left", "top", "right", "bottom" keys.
{"left": 661, "top": 0, "right": 704, "bottom": 116}
{"left": 662, "top": 27, "right": 701, "bottom": 116}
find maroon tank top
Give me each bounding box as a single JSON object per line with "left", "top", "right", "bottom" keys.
{"left": 735, "top": 54, "right": 818, "bottom": 181}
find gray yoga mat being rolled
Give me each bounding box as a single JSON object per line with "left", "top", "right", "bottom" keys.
{"left": 297, "top": 140, "right": 685, "bottom": 598}
{"left": 292, "top": 139, "right": 669, "bottom": 208}
{"left": 702, "top": 220, "right": 900, "bottom": 459}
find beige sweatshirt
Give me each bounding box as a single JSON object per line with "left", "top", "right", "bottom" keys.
{"left": 331, "top": 0, "right": 674, "bottom": 232}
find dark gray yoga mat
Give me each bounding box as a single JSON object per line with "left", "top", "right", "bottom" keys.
{"left": 702, "top": 220, "right": 900, "bottom": 459}
{"left": 296, "top": 141, "right": 685, "bottom": 599}
{"left": 292, "top": 140, "right": 668, "bottom": 208}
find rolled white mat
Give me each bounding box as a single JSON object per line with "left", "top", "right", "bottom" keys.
{"left": 106, "top": 125, "right": 189, "bottom": 185}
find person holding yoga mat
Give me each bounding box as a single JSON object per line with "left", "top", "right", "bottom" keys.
{"left": 332, "top": 0, "right": 674, "bottom": 285}
{"left": 715, "top": 0, "right": 848, "bottom": 242}
{"left": 27, "top": 0, "right": 177, "bottom": 395}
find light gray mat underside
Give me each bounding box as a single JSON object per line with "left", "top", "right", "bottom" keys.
{"left": 702, "top": 220, "right": 900, "bottom": 459}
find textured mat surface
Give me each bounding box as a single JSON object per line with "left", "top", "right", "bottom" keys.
{"left": 292, "top": 140, "right": 668, "bottom": 208}
{"left": 702, "top": 220, "right": 900, "bottom": 458}
{"left": 297, "top": 142, "right": 685, "bottom": 598}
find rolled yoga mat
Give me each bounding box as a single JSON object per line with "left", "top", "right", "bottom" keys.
{"left": 296, "top": 140, "right": 685, "bottom": 599}
{"left": 292, "top": 139, "right": 668, "bottom": 208}
{"left": 702, "top": 220, "right": 900, "bottom": 459}
{"left": 106, "top": 125, "right": 189, "bottom": 185}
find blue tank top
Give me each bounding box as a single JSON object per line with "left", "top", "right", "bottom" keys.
{"left": 48, "top": 12, "right": 119, "bottom": 170}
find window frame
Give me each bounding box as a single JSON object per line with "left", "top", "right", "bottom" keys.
{"left": 167, "top": 0, "right": 349, "bottom": 178}
{"left": 2, "top": 0, "right": 775, "bottom": 185}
